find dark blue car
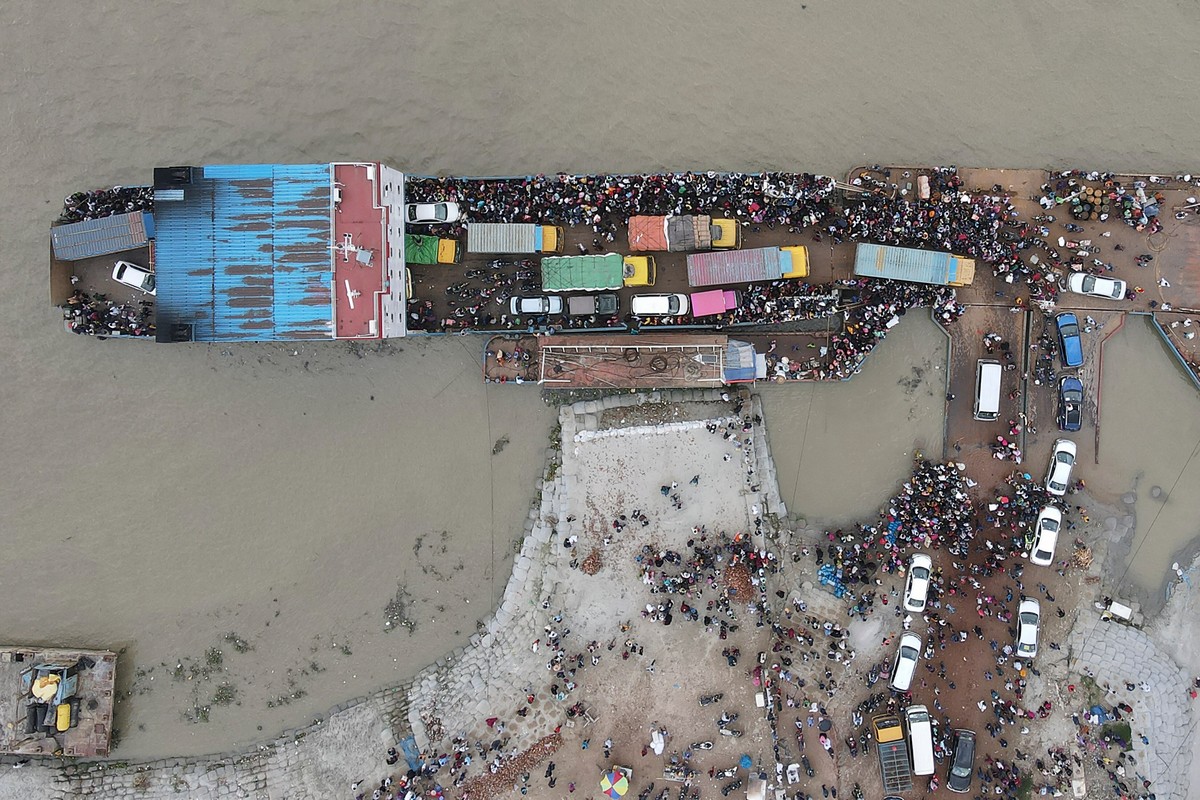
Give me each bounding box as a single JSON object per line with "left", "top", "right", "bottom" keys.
{"left": 1057, "top": 376, "right": 1083, "bottom": 432}
{"left": 1055, "top": 313, "right": 1084, "bottom": 368}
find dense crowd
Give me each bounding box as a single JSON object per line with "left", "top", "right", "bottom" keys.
{"left": 842, "top": 167, "right": 1022, "bottom": 267}
{"left": 58, "top": 186, "right": 153, "bottom": 224}
{"left": 764, "top": 279, "right": 964, "bottom": 381}
{"left": 62, "top": 290, "right": 154, "bottom": 337}
{"left": 407, "top": 172, "right": 837, "bottom": 230}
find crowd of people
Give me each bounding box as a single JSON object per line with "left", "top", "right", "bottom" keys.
{"left": 761, "top": 278, "right": 965, "bottom": 382}
{"left": 407, "top": 172, "right": 837, "bottom": 230}
{"left": 58, "top": 186, "right": 153, "bottom": 224}
{"left": 62, "top": 290, "right": 154, "bottom": 337}
{"left": 841, "top": 167, "right": 1024, "bottom": 272}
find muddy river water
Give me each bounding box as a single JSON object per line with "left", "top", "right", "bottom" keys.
{"left": 1090, "top": 319, "right": 1200, "bottom": 605}
{"left": 5, "top": 1, "right": 1200, "bottom": 759}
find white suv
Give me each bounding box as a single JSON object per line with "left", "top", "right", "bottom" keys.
{"left": 112, "top": 260, "right": 156, "bottom": 295}
{"left": 631, "top": 293, "right": 689, "bottom": 317}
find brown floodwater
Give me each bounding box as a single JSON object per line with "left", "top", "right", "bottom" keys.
{"left": 760, "top": 315, "right": 948, "bottom": 525}
{"left": 1088, "top": 318, "right": 1200, "bottom": 606}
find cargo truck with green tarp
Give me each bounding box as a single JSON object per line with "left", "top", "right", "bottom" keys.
{"left": 853, "top": 243, "right": 975, "bottom": 287}
{"left": 404, "top": 234, "right": 460, "bottom": 265}
{"left": 542, "top": 253, "right": 648, "bottom": 292}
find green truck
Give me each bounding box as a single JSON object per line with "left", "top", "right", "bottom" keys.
{"left": 404, "top": 233, "right": 460, "bottom": 265}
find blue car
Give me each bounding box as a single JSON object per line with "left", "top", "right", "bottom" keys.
{"left": 1057, "top": 376, "right": 1083, "bottom": 432}
{"left": 1055, "top": 313, "right": 1084, "bottom": 368}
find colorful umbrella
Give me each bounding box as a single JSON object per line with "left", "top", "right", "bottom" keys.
{"left": 600, "top": 771, "right": 629, "bottom": 799}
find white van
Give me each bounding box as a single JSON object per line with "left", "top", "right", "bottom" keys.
{"left": 631, "top": 293, "right": 689, "bottom": 317}
{"left": 905, "top": 704, "right": 935, "bottom": 776}
{"left": 973, "top": 359, "right": 1003, "bottom": 421}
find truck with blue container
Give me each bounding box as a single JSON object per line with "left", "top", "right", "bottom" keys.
{"left": 853, "top": 243, "right": 975, "bottom": 287}
{"left": 467, "top": 223, "right": 564, "bottom": 254}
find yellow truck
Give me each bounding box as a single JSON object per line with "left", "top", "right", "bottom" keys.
{"left": 872, "top": 715, "right": 913, "bottom": 794}
{"left": 628, "top": 215, "right": 741, "bottom": 252}
{"left": 622, "top": 255, "right": 656, "bottom": 287}
{"left": 404, "top": 234, "right": 460, "bottom": 265}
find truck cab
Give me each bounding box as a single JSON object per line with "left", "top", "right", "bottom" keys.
{"left": 623, "top": 255, "right": 657, "bottom": 287}
{"left": 711, "top": 219, "right": 742, "bottom": 249}
{"left": 780, "top": 245, "right": 809, "bottom": 279}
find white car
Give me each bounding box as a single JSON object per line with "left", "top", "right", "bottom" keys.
{"left": 405, "top": 202, "right": 462, "bottom": 225}
{"left": 889, "top": 632, "right": 922, "bottom": 692}
{"left": 903, "top": 553, "right": 933, "bottom": 613}
{"left": 1029, "top": 506, "right": 1062, "bottom": 567}
{"left": 1016, "top": 598, "right": 1041, "bottom": 658}
{"left": 112, "top": 260, "right": 156, "bottom": 295}
{"left": 1044, "top": 439, "right": 1077, "bottom": 496}
{"left": 510, "top": 295, "right": 563, "bottom": 316}
{"left": 1066, "top": 272, "right": 1127, "bottom": 301}
{"left": 630, "top": 293, "right": 689, "bottom": 317}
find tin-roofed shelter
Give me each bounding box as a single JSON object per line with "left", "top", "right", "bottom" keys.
{"left": 532, "top": 334, "right": 758, "bottom": 389}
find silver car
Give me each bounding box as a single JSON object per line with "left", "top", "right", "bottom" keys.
{"left": 903, "top": 553, "right": 933, "bottom": 613}
{"left": 1044, "top": 439, "right": 1077, "bottom": 496}
{"left": 510, "top": 295, "right": 564, "bottom": 316}
{"left": 1066, "top": 272, "right": 1127, "bottom": 300}
{"left": 1016, "top": 598, "right": 1041, "bottom": 659}
{"left": 405, "top": 202, "right": 462, "bottom": 225}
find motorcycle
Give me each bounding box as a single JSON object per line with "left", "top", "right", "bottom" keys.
{"left": 721, "top": 781, "right": 743, "bottom": 797}
{"left": 801, "top": 755, "right": 814, "bottom": 778}
{"left": 637, "top": 785, "right": 655, "bottom": 800}
{"left": 718, "top": 711, "right": 739, "bottom": 727}
{"left": 715, "top": 767, "right": 738, "bottom": 779}
{"left": 846, "top": 735, "right": 858, "bottom": 758}
{"left": 866, "top": 663, "right": 879, "bottom": 687}
{"left": 719, "top": 728, "right": 743, "bottom": 738}
{"left": 690, "top": 741, "right": 714, "bottom": 751}
{"left": 699, "top": 693, "right": 724, "bottom": 706}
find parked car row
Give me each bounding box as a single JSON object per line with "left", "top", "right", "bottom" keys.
{"left": 508, "top": 293, "right": 693, "bottom": 319}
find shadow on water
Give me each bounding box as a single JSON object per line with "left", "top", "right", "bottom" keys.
{"left": 1092, "top": 317, "right": 1200, "bottom": 609}
{"left": 760, "top": 314, "right": 948, "bottom": 525}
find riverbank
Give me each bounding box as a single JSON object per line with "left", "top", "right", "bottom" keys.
{"left": 3, "top": 390, "right": 1196, "bottom": 799}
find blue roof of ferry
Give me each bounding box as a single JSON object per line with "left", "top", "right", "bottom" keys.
{"left": 153, "top": 164, "right": 333, "bottom": 341}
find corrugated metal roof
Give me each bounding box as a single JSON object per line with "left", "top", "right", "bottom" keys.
{"left": 153, "top": 164, "right": 333, "bottom": 341}
{"left": 723, "top": 340, "right": 757, "bottom": 383}
{"left": 51, "top": 211, "right": 153, "bottom": 261}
